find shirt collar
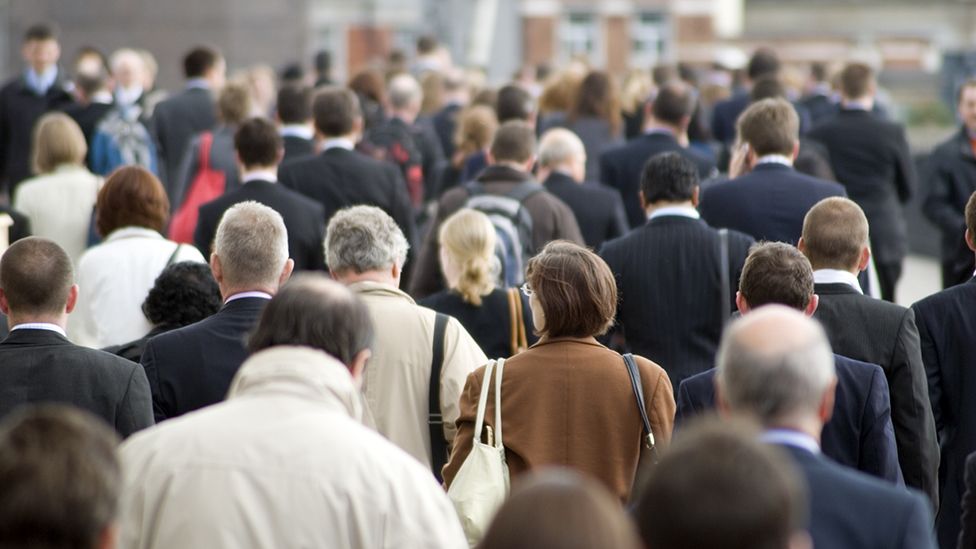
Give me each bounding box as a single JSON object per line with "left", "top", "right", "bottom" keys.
{"left": 11, "top": 322, "right": 67, "bottom": 337}
{"left": 643, "top": 126, "right": 675, "bottom": 137}
{"left": 186, "top": 78, "right": 210, "bottom": 90}
{"left": 105, "top": 226, "right": 164, "bottom": 242}
{"left": 648, "top": 205, "right": 700, "bottom": 221}
{"left": 241, "top": 170, "right": 277, "bottom": 184}
{"left": 321, "top": 137, "right": 354, "bottom": 151}
{"left": 755, "top": 154, "right": 794, "bottom": 167}
{"left": 25, "top": 66, "right": 58, "bottom": 95}
{"left": 280, "top": 125, "right": 314, "bottom": 140}
{"left": 760, "top": 429, "right": 821, "bottom": 454}
{"left": 813, "top": 269, "right": 863, "bottom": 294}
{"left": 224, "top": 291, "right": 273, "bottom": 304}
{"left": 842, "top": 99, "right": 872, "bottom": 111}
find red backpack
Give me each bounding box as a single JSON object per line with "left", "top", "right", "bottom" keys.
{"left": 167, "top": 132, "right": 225, "bottom": 243}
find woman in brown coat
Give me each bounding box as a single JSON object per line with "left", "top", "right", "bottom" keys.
{"left": 442, "top": 240, "right": 675, "bottom": 502}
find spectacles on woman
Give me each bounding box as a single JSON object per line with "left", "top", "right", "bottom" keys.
{"left": 520, "top": 283, "right": 534, "bottom": 298}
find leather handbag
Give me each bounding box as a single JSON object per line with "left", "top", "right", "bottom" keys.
{"left": 506, "top": 288, "right": 528, "bottom": 356}
{"left": 447, "top": 358, "right": 509, "bottom": 546}
{"left": 623, "top": 353, "right": 660, "bottom": 503}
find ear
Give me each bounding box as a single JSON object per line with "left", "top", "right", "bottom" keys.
{"left": 714, "top": 380, "right": 732, "bottom": 419}
{"left": 275, "top": 147, "right": 285, "bottom": 166}
{"left": 210, "top": 253, "right": 224, "bottom": 284}
{"left": 967, "top": 228, "right": 975, "bottom": 252}
{"left": 97, "top": 523, "right": 119, "bottom": 549}
{"left": 278, "top": 258, "right": 295, "bottom": 287}
{"left": 804, "top": 294, "right": 819, "bottom": 317}
{"left": 639, "top": 190, "right": 648, "bottom": 211}
{"left": 64, "top": 284, "right": 79, "bottom": 315}
{"left": 735, "top": 291, "right": 749, "bottom": 315}
{"left": 690, "top": 186, "right": 700, "bottom": 207}
{"left": 796, "top": 237, "right": 806, "bottom": 254}
{"left": 819, "top": 376, "right": 838, "bottom": 424}
{"left": 791, "top": 141, "right": 801, "bottom": 161}
{"left": 678, "top": 114, "right": 691, "bottom": 131}
{"left": 857, "top": 246, "right": 871, "bottom": 272}
{"left": 0, "top": 288, "right": 9, "bottom": 316}
{"left": 524, "top": 155, "right": 536, "bottom": 173}
{"left": 350, "top": 349, "right": 371, "bottom": 381}
{"left": 485, "top": 150, "right": 495, "bottom": 165}
{"left": 788, "top": 531, "right": 814, "bottom": 549}
{"left": 391, "top": 262, "right": 403, "bottom": 287}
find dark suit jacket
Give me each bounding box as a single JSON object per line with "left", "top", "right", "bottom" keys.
{"left": 600, "top": 216, "right": 754, "bottom": 387}
{"left": 431, "top": 103, "right": 462, "bottom": 160}
{"left": 64, "top": 101, "right": 114, "bottom": 152}
{"left": 0, "top": 328, "right": 153, "bottom": 437}
{"left": 676, "top": 356, "right": 902, "bottom": 483}
{"left": 194, "top": 179, "right": 326, "bottom": 271}
{"left": 151, "top": 86, "right": 217, "bottom": 199}
{"left": 814, "top": 282, "right": 940, "bottom": 505}
{"left": 923, "top": 128, "right": 976, "bottom": 288}
{"left": 542, "top": 171, "right": 629, "bottom": 249}
{"left": 912, "top": 277, "right": 976, "bottom": 547}
{"left": 807, "top": 109, "right": 917, "bottom": 265}
{"left": 281, "top": 135, "right": 314, "bottom": 164}
{"left": 599, "top": 132, "right": 716, "bottom": 228}
{"left": 1, "top": 205, "right": 31, "bottom": 243}
{"left": 800, "top": 92, "right": 838, "bottom": 127}
{"left": 710, "top": 90, "right": 751, "bottom": 145}
{"left": 959, "top": 452, "right": 976, "bottom": 548}
{"left": 779, "top": 443, "right": 936, "bottom": 549}
{"left": 141, "top": 296, "right": 267, "bottom": 422}
{"left": 700, "top": 163, "right": 846, "bottom": 244}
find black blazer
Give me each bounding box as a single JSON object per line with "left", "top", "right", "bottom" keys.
{"left": 779, "top": 444, "right": 936, "bottom": 549}
{"left": 700, "top": 163, "right": 846, "bottom": 244}
{"left": 600, "top": 216, "right": 754, "bottom": 387}
{"left": 141, "top": 296, "right": 267, "bottom": 422}
{"left": 814, "top": 282, "right": 940, "bottom": 505}
{"left": 599, "top": 133, "right": 716, "bottom": 228}
{"left": 0, "top": 328, "right": 153, "bottom": 437}
{"left": 807, "top": 109, "right": 917, "bottom": 265}
{"left": 542, "top": 171, "right": 629, "bottom": 250}
{"left": 431, "top": 103, "right": 462, "bottom": 159}
{"left": 151, "top": 86, "right": 217, "bottom": 198}
{"left": 281, "top": 135, "right": 315, "bottom": 164}
{"left": 419, "top": 288, "right": 537, "bottom": 360}
{"left": 923, "top": 128, "right": 976, "bottom": 287}
{"left": 194, "top": 179, "right": 326, "bottom": 271}
{"left": 709, "top": 90, "right": 751, "bottom": 145}
{"left": 959, "top": 452, "right": 976, "bottom": 548}
{"left": 676, "top": 355, "right": 901, "bottom": 483}
{"left": 911, "top": 277, "right": 976, "bottom": 547}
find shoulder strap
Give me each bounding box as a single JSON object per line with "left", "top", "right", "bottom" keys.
{"left": 463, "top": 180, "right": 485, "bottom": 198}
{"left": 428, "top": 313, "right": 450, "bottom": 478}
{"left": 165, "top": 243, "right": 182, "bottom": 267}
{"left": 719, "top": 228, "right": 730, "bottom": 324}
{"left": 623, "top": 353, "right": 655, "bottom": 451}
{"left": 198, "top": 132, "right": 213, "bottom": 172}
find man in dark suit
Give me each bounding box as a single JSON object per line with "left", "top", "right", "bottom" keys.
{"left": 276, "top": 84, "right": 314, "bottom": 164}
{"left": 806, "top": 63, "right": 916, "bottom": 302}
{"left": 195, "top": 118, "right": 325, "bottom": 271}
{"left": 0, "top": 237, "right": 153, "bottom": 437}
{"left": 676, "top": 242, "right": 900, "bottom": 483}
{"left": 799, "top": 196, "right": 939, "bottom": 506}
{"left": 912, "top": 190, "right": 976, "bottom": 547}
{"left": 538, "top": 128, "right": 628, "bottom": 249}
{"left": 710, "top": 47, "right": 780, "bottom": 146}
{"left": 278, "top": 87, "right": 417, "bottom": 273}
{"left": 717, "top": 306, "right": 936, "bottom": 549}
{"left": 600, "top": 80, "right": 716, "bottom": 228}
{"left": 924, "top": 79, "right": 976, "bottom": 289}
{"left": 151, "top": 46, "right": 224, "bottom": 200}
{"left": 600, "top": 153, "right": 754, "bottom": 387}
{"left": 143, "top": 202, "right": 294, "bottom": 422}
{"left": 0, "top": 24, "right": 75, "bottom": 198}
{"left": 799, "top": 62, "right": 838, "bottom": 126}
{"left": 701, "top": 97, "right": 846, "bottom": 244}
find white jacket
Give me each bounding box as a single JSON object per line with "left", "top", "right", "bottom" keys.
{"left": 119, "top": 346, "right": 467, "bottom": 549}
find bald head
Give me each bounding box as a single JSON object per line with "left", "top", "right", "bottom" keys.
{"left": 717, "top": 306, "right": 835, "bottom": 428}
{"left": 800, "top": 197, "right": 869, "bottom": 271}
{"left": 0, "top": 237, "right": 74, "bottom": 318}
{"left": 538, "top": 128, "right": 586, "bottom": 181}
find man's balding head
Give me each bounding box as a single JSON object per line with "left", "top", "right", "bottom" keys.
{"left": 0, "top": 238, "right": 74, "bottom": 318}
{"left": 800, "top": 197, "right": 870, "bottom": 272}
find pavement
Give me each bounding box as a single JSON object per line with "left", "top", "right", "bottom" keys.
{"left": 896, "top": 254, "right": 943, "bottom": 307}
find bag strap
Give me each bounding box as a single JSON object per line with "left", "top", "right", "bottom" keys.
{"left": 473, "top": 359, "right": 496, "bottom": 443}
{"left": 428, "top": 313, "right": 450, "bottom": 477}
{"left": 623, "top": 353, "right": 656, "bottom": 451}
{"left": 198, "top": 132, "right": 213, "bottom": 172}
{"left": 492, "top": 357, "right": 505, "bottom": 448}
{"left": 719, "top": 228, "right": 730, "bottom": 324}
{"left": 463, "top": 180, "right": 485, "bottom": 198}
{"left": 165, "top": 243, "right": 182, "bottom": 267}
{"left": 505, "top": 181, "right": 545, "bottom": 204}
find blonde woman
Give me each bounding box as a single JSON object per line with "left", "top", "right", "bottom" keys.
{"left": 13, "top": 113, "right": 101, "bottom": 264}
{"left": 419, "top": 208, "right": 535, "bottom": 358}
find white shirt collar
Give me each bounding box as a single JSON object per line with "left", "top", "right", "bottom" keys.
{"left": 241, "top": 170, "right": 277, "bottom": 184}
{"left": 280, "top": 125, "right": 314, "bottom": 140}
{"left": 842, "top": 99, "right": 872, "bottom": 111}
{"left": 813, "top": 269, "right": 863, "bottom": 294}
{"left": 321, "top": 138, "right": 354, "bottom": 151}
{"left": 755, "top": 154, "right": 794, "bottom": 167}
{"left": 643, "top": 126, "right": 675, "bottom": 137}
{"left": 186, "top": 78, "right": 209, "bottom": 90}
{"left": 760, "top": 429, "right": 821, "bottom": 454}
{"left": 224, "top": 291, "right": 273, "bottom": 304}
{"left": 648, "top": 205, "right": 700, "bottom": 221}
{"left": 11, "top": 322, "right": 67, "bottom": 337}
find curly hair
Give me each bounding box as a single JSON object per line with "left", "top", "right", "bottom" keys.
{"left": 141, "top": 261, "right": 222, "bottom": 328}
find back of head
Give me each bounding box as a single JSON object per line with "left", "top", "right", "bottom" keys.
{"left": 276, "top": 84, "right": 312, "bottom": 125}
{"left": 480, "top": 469, "right": 640, "bottom": 549}
{"left": 651, "top": 80, "right": 695, "bottom": 126}
{"left": 388, "top": 73, "right": 422, "bottom": 112}
{"left": 490, "top": 120, "right": 536, "bottom": 165}
{"left": 750, "top": 76, "right": 787, "bottom": 102}
{"left": 637, "top": 419, "right": 807, "bottom": 549}
{"left": 810, "top": 62, "right": 828, "bottom": 83}
{"left": 0, "top": 237, "right": 73, "bottom": 318}
{"left": 455, "top": 105, "right": 498, "bottom": 156}
{"left": 736, "top": 98, "right": 799, "bottom": 157}
{"left": 325, "top": 205, "right": 409, "bottom": 276}
{"left": 748, "top": 47, "right": 781, "bottom": 80}
{"left": 571, "top": 71, "right": 620, "bottom": 130}
{"left": 839, "top": 62, "right": 874, "bottom": 100}
{"left": 214, "top": 201, "right": 289, "bottom": 290}
{"left": 32, "top": 112, "right": 87, "bottom": 175}
{"left": 416, "top": 35, "right": 438, "bottom": 56}
{"left": 312, "top": 86, "right": 361, "bottom": 137}
{"left": 347, "top": 69, "right": 386, "bottom": 104}
{"left": 801, "top": 197, "right": 869, "bottom": 271}
{"left": 739, "top": 242, "right": 814, "bottom": 311}
{"left": 96, "top": 166, "right": 170, "bottom": 236}
{"left": 314, "top": 50, "right": 331, "bottom": 74}
{"left": 439, "top": 208, "right": 497, "bottom": 306}
{"left": 235, "top": 117, "right": 281, "bottom": 169}
{"left": 183, "top": 46, "right": 219, "bottom": 79}
{"left": 640, "top": 151, "right": 699, "bottom": 204}
{"left": 217, "top": 82, "right": 251, "bottom": 126}
{"left": 716, "top": 306, "right": 835, "bottom": 426}
{"left": 538, "top": 127, "right": 585, "bottom": 170}
{"left": 496, "top": 84, "right": 535, "bottom": 123}
{"left": 0, "top": 405, "right": 120, "bottom": 549}
{"left": 248, "top": 274, "right": 373, "bottom": 368}
{"left": 142, "top": 261, "right": 222, "bottom": 329}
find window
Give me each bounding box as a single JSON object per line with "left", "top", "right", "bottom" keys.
{"left": 631, "top": 11, "right": 670, "bottom": 67}
{"left": 560, "top": 11, "right": 598, "bottom": 63}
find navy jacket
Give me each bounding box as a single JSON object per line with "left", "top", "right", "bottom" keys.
{"left": 542, "top": 171, "right": 629, "bottom": 250}
{"left": 676, "top": 355, "right": 902, "bottom": 483}
{"left": 923, "top": 128, "right": 976, "bottom": 288}
{"left": 151, "top": 86, "right": 217, "bottom": 200}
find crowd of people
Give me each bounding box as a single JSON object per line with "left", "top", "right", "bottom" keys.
{"left": 3, "top": 19, "right": 976, "bottom": 549}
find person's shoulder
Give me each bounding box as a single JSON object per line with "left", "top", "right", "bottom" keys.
{"left": 913, "top": 279, "right": 976, "bottom": 314}
{"left": 834, "top": 353, "right": 883, "bottom": 376}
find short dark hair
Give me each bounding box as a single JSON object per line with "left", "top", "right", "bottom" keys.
{"left": 810, "top": 62, "right": 828, "bottom": 83}
{"left": 234, "top": 118, "right": 282, "bottom": 168}
{"left": 314, "top": 50, "right": 331, "bottom": 73}
{"left": 312, "top": 86, "right": 361, "bottom": 137}
{"left": 142, "top": 261, "right": 222, "bottom": 328}
{"left": 277, "top": 84, "right": 312, "bottom": 124}
{"left": 526, "top": 241, "right": 617, "bottom": 338}
{"left": 96, "top": 166, "right": 170, "bottom": 236}
{"left": 737, "top": 98, "right": 799, "bottom": 157}
{"left": 496, "top": 84, "right": 535, "bottom": 123}
{"left": 490, "top": 120, "right": 536, "bottom": 164}
{"left": 23, "top": 23, "right": 57, "bottom": 43}
{"left": 839, "top": 62, "right": 874, "bottom": 100}
{"left": 967, "top": 190, "right": 976, "bottom": 239}
{"left": 0, "top": 405, "right": 121, "bottom": 549}
{"left": 640, "top": 152, "right": 699, "bottom": 204}
{"left": 747, "top": 47, "right": 781, "bottom": 80}
{"left": 183, "top": 46, "right": 220, "bottom": 79}
{"left": 248, "top": 274, "right": 374, "bottom": 368}
{"left": 637, "top": 419, "right": 807, "bottom": 549}
{"left": 739, "top": 242, "right": 814, "bottom": 311}
{"left": 0, "top": 237, "right": 73, "bottom": 316}
{"left": 650, "top": 81, "right": 696, "bottom": 126}
{"left": 750, "top": 76, "right": 786, "bottom": 102}
{"left": 416, "top": 35, "right": 438, "bottom": 54}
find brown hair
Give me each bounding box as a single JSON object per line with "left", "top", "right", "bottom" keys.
{"left": 839, "top": 62, "right": 874, "bottom": 100}
{"left": 569, "top": 70, "right": 622, "bottom": 136}
{"left": 538, "top": 70, "right": 583, "bottom": 115}
{"left": 736, "top": 98, "right": 799, "bottom": 157}
{"left": 490, "top": 121, "right": 535, "bottom": 164}
{"left": 479, "top": 469, "right": 640, "bottom": 549}
{"left": 347, "top": 69, "right": 386, "bottom": 104}
{"left": 454, "top": 105, "right": 498, "bottom": 158}
{"left": 801, "top": 197, "right": 869, "bottom": 270}
{"left": 31, "top": 112, "right": 87, "bottom": 175}
{"left": 234, "top": 117, "right": 281, "bottom": 168}
{"left": 217, "top": 82, "right": 252, "bottom": 125}
{"left": 95, "top": 166, "right": 169, "bottom": 236}
{"left": 739, "top": 242, "right": 814, "bottom": 311}
{"left": 312, "top": 86, "right": 361, "bottom": 137}
{"left": 526, "top": 241, "right": 617, "bottom": 338}
{"left": 0, "top": 237, "right": 73, "bottom": 316}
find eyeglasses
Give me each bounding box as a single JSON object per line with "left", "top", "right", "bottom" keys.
{"left": 520, "top": 283, "right": 534, "bottom": 298}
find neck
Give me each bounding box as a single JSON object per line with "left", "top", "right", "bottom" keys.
{"left": 8, "top": 313, "right": 66, "bottom": 330}
{"left": 241, "top": 166, "right": 277, "bottom": 179}
{"left": 643, "top": 120, "right": 679, "bottom": 135}
{"left": 30, "top": 64, "right": 53, "bottom": 75}
{"left": 645, "top": 200, "right": 695, "bottom": 216}
{"left": 492, "top": 161, "right": 528, "bottom": 173}
{"left": 814, "top": 265, "right": 859, "bottom": 277}
{"left": 335, "top": 269, "right": 399, "bottom": 289}
{"left": 392, "top": 111, "right": 416, "bottom": 125}
{"left": 767, "top": 418, "right": 823, "bottom": 445}
{"left": 220, "top": 285, "right": 276, "bottom": 300}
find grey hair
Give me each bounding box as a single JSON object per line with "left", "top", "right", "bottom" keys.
{"left": 388, "top": 73, "right": 422, "bottom": 110}
{"left": 325, "top": 205, "right": 409, "bottom": 274}
{"left": 538, "top": 128, "right": 586, "bottom": 169}
{"left": 214, "top": 201, "right": 289, "bottom": 289}
{"left": 716, "top": 306, "right": 836, "bottom": 425}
